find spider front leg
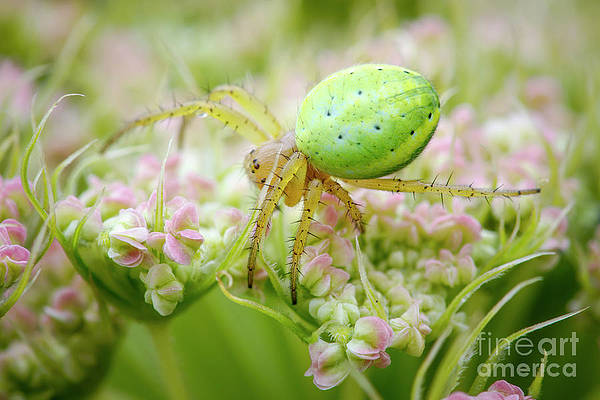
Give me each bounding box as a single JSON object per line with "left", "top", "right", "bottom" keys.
{"left": 289, "top": 179, "right": 323, "bottom": 304}
{"left": 247, "top": 152, "right": 308, "bottom": 289}
{"left": 208, "top": 85, "right": 283, "bottom": 138}
{"left": 102, "top": 99, "right": 271, "bottom": 152}
{"left": 341, "top": 177, "right": 540, "bottom": 198}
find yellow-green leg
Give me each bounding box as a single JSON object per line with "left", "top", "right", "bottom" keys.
{"left": 323, "top": 178, "right": 365, "bottom": 233}
{"left": 290, "top": 179, "right": 323, "bottom": 304}
{"left": 208, "top": 85, "right": 283, "bottom": 138}
{"left": 342, "top": 178, "right": 540, "bottom": 198}
{"left": 247, "top": 152, "right": 308, "bottom": 289}
{"left": 102, "top": 99, "right": 271, "bottom": 152}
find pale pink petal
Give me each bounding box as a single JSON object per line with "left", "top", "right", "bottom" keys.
{"left": 445, "top": 393, "right": 474, "bottom": 400}
{"left": 373, "top": 351, "right": 391, "bottom": 368}
{"left": 488, "top": 380, "right": 526, "bottom": 397}
{"left": 163, "top": 234, "right": 192, "bottom": 265}
{"left": 147, "top": 232, "right": 167, "bottom": 250}
{"left": 347, "top": 317, "right": 394, "bottom": 360}
{"left": 108, "top": 247, "right": 143, "bottom": 267}
{"left": 110, "top": 228, "right": 148, "bottom": 249}
{"left": 177, "top": 229, "right": 204, "bottom": 242}
{"left": 0, "top": 244, "right": 30, "bottom": 266}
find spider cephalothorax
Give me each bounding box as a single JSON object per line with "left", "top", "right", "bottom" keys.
{"left": 104, "top": 64, "right": 540, "bottom": 304}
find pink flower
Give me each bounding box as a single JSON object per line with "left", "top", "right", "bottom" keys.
{"left": 304, "top": 340, "right": 352, "bottom": 390}
{"left": 408, "top": 16, "right": 448, "bottom": 40}
{"left": 524, "top": 76, "right": 561, "bottom": 109}
{"left": 0, "top": 243, "right": 30, "bottom": 288}
{"left": 0, "top": 219, "right": 26, "bottom": 245}
{"left": 0, "top": 61, "right": 33, "bottom": 118}
{"left": 42, "top": 286, "right": 87, "bottom": 331}
{"left": 419, "top": 245, "right": 477, "bottom": 287}
{"left": 107, "top": 209, "right": 149, "bottom": 268}
{"left": 429, "top": 212, "right": 482, "bottom": 252}
{"left": 55, "top": 196, "right": 103, "bottom": 240}
{"left": 588, "top": 227, "right": 600, "bottom": 280}
{"left": 300, "top": 253, "right": 349, "bottom": 297}
{"left": 445, "top": 380, "right": 533, "bottom": 400}
{"left": 134, "top": 154, "right": 181, "bottom": 199}
{"left": 151, "top": 200, "right": 204, "bottom": 265}
{"left": 83, "top": 177, "right": 139, "bottom": 219}
{"left": 184, "top": 173, "right": 216, "bottom": 202}
{"left": 347, "top": 316, "right": 394, "bottom": 368}
{"left": 0, "top": 177, "right": 29, "bottom": 219}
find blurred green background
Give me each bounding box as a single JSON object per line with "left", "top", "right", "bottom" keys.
{"left": 1, "top": 0, "right": 599, "bottom": 399}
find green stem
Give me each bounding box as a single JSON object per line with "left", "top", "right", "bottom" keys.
{"left": 349, "top": 367, "right": 383, "bottom": 400}
{"left": 147, "top": 322, "right": 188, "bottom": 400}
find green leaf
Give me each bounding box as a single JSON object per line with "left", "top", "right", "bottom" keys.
{"left": 528, "top": 350, "right": 548, "bottom": 398}
{"left": 430, "top": 252, "right": 553, "bottom": 338}
{"left": 21, "top": 93, "right": 84, "bottom": 221}
{"left": 51, "top": 139, "right": 98, "bottom": 199}
{"left": 154, "top": 138, "right": 174, "bottom": 233}
{"left": 427, "top": 277, "right": 542, "bottom": 400}
{"left": 469, "top": 307, "right": 587, "bottom": 394}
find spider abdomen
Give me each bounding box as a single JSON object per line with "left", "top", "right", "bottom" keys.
{"left": 295, "top": 64, "right": 441, "bottom": 179}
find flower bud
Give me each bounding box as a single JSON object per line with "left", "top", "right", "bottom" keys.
{"left": 140, "top": 263, "right": 184, "bottom": 316}
{"left": 300, "top": 254, "right": 349, "bottom": 297}
{"left": 390, "top": 303, "right": 432, "bottom": 356}
{"left": 309, "top": 284, "right": 360, "bottom": 325}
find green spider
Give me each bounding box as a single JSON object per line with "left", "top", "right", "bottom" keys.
{"left": 103, "top": 64, "right": 540, "bottom": 304}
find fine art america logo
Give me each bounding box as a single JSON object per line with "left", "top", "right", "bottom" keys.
{"left": 475, "top": 332, "right": 578, "bottom": 378}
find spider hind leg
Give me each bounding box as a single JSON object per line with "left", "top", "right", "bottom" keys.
{"left": 323, "top": 178, "right": 365, "bottom": 233}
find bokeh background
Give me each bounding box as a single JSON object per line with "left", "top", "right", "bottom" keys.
{"left": 1, "top": 0, "right": 599, "bottom": 399}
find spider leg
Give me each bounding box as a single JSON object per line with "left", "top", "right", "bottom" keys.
{"left": 208, "top": 85, "right": 283, "bottom": 138}
{"left": 290, "top": 179, "right": 323, "bottom": 304}
{"left": 248, "top": 152, "right": 308, "bottom": 289}
{"left": 323, "top": 178, "right": 365, "bottom": 233}
{"left": 341, "top": 178, "right": 540, "bottom": 198}
{"left": 102, "top": 99, "right": 271, "bottom": 152}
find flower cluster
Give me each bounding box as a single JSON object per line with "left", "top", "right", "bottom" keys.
{"left": 55, "top": 153, "right": 246, "bottom": 319}
{"left": 445, "top": 380, "right": 533, "bottom": 400}
{"left": 244, "top": 189, "right": 486, "bottom": 390}
{"left": 0, "top": 242, "right": 122, "bottom": 398}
